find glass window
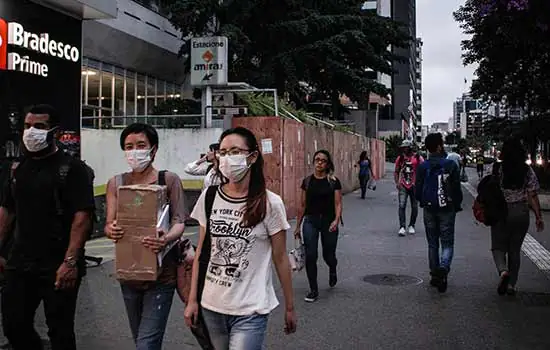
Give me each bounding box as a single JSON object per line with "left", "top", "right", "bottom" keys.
{"left": 158, "top": 80, "right": 166, "bottom": 103}
{"left": 86, "top": 68, "right": 100, "bottom": 107}
{"left": 114, "top": 70, "right": 124, "bottom": 117}
{"left": 137, "top": 74, "right": 146, "bottom": 115}
{"left": 101, "top": 70, "right": 114, "bottom": 117}
{"left": 166, "top": 83, "right": 175, "bottom": 99}
{"left": 147, "top": 77, "right": 156, "bottom": 114}
{"left": 126, "top": 71, "right": 136, "bottom": 116}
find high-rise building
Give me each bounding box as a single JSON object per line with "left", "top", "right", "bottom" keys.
{"left": 414, "top": 38, "right": 422, "bottom": 143}
{"left": 378, "top": 0, "right": 418, "bottom": 141}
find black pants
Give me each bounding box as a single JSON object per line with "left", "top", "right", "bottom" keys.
{"left": 302, "top": 215, "right": 339, "bottom": 292}
{"left": 1, "top": 270, "right": 80, "bottom": 350}
{"left": 359, "top": 174, "right": 370, "bottom": 199}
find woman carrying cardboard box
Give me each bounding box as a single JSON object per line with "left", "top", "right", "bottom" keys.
{"left": 104, "top": 123, "right": 186, "bottom": 350}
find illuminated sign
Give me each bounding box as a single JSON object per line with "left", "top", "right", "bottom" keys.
{"left": 0, "top": 19, "right": 80, "bottom": 77}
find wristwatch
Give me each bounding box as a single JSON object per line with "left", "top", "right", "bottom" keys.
{"left": 64, "top": 256, "right": 78, "bottom": 268}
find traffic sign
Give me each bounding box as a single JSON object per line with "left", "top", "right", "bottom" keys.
{"left": 190, "top": 36, "right": 228, "bottom": 86}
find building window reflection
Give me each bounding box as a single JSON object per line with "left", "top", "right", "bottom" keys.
{"left": 81, "top": 59, "right": 186, "bottom": 127}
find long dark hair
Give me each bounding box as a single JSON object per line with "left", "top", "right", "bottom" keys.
{"left": 500, "top": 138, "right": 528, "bottom": 189}
{"left": 314, "top": 149, "right": 336, "bottom": 179}
{"left": 359, "top": 151, "right": 369, "bottom": 164}
{"left": 218, "top": 127, "right": 267, "bottom": 228}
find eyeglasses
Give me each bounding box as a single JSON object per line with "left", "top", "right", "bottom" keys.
{"left": 314, "top": 158, "right": 328, "bottom": 164}
{"left": 216, "top": 147, "right": 250, "bottom": 157}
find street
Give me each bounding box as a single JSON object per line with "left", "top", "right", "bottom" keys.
{"left": 3, "top": 163, "right": 550, "bottom": 349}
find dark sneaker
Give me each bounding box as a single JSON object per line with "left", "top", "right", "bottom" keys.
{"left": 436, "top": 267, "right": 448, "bottom": 293}
{"left": 429, "top": 271, "right": 439, "bottom": 287}
{"left": 329, "top": 271, "right": 337, "bottom": 287}
{"left": 304, "top": 290, "right": 318, "bottom": 303}
{"left": 506, "top": 285, "right": 516, "bottom": 296}
{"left": 497, "top": 271, "right": 510, "bottom": 296}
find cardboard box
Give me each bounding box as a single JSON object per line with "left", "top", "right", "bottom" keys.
{"left": 115, "top": 184, "right": 167, "bottom": 281}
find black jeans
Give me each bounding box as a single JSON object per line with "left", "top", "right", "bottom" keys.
{"left": 359, "top": 174, "right": 370, "bottom": 199}
{"left": 302, "top": 215, "right": 339, "bottom": 292}
{"left": 1, "top": 270, "right": 81, "bottom": 350}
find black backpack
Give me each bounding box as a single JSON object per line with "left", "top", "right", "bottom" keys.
{"left": 475, "top": 164, "right": 507, "bottom": 226}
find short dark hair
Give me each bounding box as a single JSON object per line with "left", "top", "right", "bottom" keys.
{"left": 119, "top": 123, "right": 159, "bottom": 150}
{"left": 209, "top": 143, "right": 220, "bottom": 152}
{"left": 425, "top": 133, "right": 444, "bottom": 153}
{"left": 27, "top": 104, "right": 60, "bottom": 127}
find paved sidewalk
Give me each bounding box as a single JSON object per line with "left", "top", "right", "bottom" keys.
{"left": 2, "top": 164, "right": 550, "bottom": 349}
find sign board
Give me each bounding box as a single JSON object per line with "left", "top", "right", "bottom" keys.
{"left": 190, "top": 36, "right": 228, "bottom": 86}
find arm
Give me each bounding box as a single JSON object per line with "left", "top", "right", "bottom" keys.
{"left": 165, "top": 173, "right": 186, "bottom": 242}
{"left": 294, "top": 189, "right": 306, "bottom": 235}
{"left": 184, "top": 158, "right": 209, "bottom": 176}
{"left": 526, "top": 167, "right": 543, "bottom": 230}
{"left": 0, "top": 178, "right": 15, "bottom": 252}
{"left": 394, "top": 157, "right": 401, "bottom": 186}
{"left": 187, "top": 224, "right": 206, "bottom": 305}
{"left": 105, "top": 177, "right": 117, "bottom": 232}
{"left": 271, "top": 232, "right": 294, "bottom": 314}
{"left": 334, "top": 190, "right": 343, "bottom": 224}
{"left": 64, "top": 163, "right": 95, "bottom": 261}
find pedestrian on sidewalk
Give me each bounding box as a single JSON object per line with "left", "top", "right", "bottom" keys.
{"left": 295, "top": 150, "right": 343, "bottom": 302}
{"left": 476, "top": 154, "right": 485, "bottom": 179}
{"left": 104, "top": 123, "right": 187, "bottom": 350}
{"left": 490, "top": 139, "right": 544, "bottom": 296}
{"left": 0, "top": 105, "right": 95, "bottom": 350}
{"left": 184, "top": 143, "right": 221, "bottom": 190}
{"left": 185, "top": 127, "right": 296, "bottom": 350}
{"left": 356, "top": 151, "right": 373, "bottom": 199}
{"left": 416, "top": 133, "right": 463, "bottom": 293}
{"left": 394, "top": 140, "right": 424, "bottom": 236}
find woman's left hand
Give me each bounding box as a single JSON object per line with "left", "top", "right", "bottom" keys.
{"left": 329, "top": 220, "right": 338, "bottom": 232}
{"left": 142, "top": 234, "right": 167, "bottom": 253}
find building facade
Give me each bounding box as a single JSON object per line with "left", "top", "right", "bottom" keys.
{"left": 0, "top": 0, "right": 117, "bottom": 160}
{"left": 81, "top": 0, "right": 188, "bottom": 129}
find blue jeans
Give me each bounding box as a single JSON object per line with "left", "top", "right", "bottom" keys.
{"left": 398, "top": 187, "right": 418, "bottom": 228}
{"left": 121, "top": 282, "right": 175, "bottom": 350}
{"left": 302, "top": 215, "right": 338, "bottom": 292}
{"left": 423, "top": 209, "right": 456, "bottom": 273}
{"left": 202, "top": 309, "right": 269, "bottom": 350}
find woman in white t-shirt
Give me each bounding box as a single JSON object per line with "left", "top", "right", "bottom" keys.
{"left": 185, "top": 127, "right": 297, "bottom": 349}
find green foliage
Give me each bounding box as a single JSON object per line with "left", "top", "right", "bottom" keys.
{"left": 151, "top": 98, "right": 202, "bottom": 128}
{"left": 165, "top": 0, "right": 409, "bottom": 117}
{"left": 454, "top": 0, "right": 550, "bottom": 112}
{"left": 382, "top": 134, "right": 403, "bottom": 162}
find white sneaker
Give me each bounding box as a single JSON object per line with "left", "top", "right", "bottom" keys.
{"left": 398, "top": 227, "right": 406, "bottom": 236}
{"left": 408, "top": 226, "right": 416, "bottom": 235}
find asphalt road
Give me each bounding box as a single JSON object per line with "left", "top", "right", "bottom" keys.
{"left": 2, "top": 163, "right": 550, "bottom": 349}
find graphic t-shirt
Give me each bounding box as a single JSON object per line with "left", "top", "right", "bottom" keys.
{"left": 395, "top": 154, "right": 423, "bottom": 189}
{"left": 190, "top": 187, "right": 290, "bottom": 316}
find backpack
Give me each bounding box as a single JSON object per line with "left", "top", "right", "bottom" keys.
{"left": 420, "top": 159, "right": 453, "bottom": 209}
{"left": 303, "top": 175, "right": 344, "bottom": 226}
{"left": 473, "top": 166, "right": 507, "bottom": 226}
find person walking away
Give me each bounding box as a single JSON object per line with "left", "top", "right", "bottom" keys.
{"left": 104, "top": 123, "right": 186, "bottom": 350}
{"left": 184, "top": 143, "right": 221, "bottom": 189}
{"left": 395, "top": 140, "right": 424, "bottom": 236}
{"left": 184, "top": 127, "right": 296, "bottom": 349}
{"left": 476, "top": 154, "right": 485, "bottom": 179}
{"left": 356, "top": 151, "right": 373, "bottom": 199}
{"left": 295, "top": 150, "right": 343, "bottom": 302}
{"left": 447, "top": 147, "right": 461, "bottom": 169}
{"left": 0, "top": 105, "right": 95, "bottom": 350}
{"left": 416, "top": 133, "right": 463, "bottom": 293}
{"left": 490, "top": 139, "right": 544, "bottom": 296}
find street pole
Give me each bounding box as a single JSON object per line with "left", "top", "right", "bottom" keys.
{"left": 203, "top": 86, "right": 213, "bottom": 128}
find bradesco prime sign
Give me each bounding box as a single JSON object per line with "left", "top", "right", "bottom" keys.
{"left": 190, "top": 36, "right": 228, "bottom": 87}
{"left": 0, "top": 18, "right": 80, "bottom": 78}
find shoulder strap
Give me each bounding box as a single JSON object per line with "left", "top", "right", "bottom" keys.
{"left": 158, "top": 170, "right": 167, "bottom": 186}
{"left": 200, "top": 185, "right": 218, "bottom": 264}
{"left": 53, "top": 157, "right": 74, "bottom": 216}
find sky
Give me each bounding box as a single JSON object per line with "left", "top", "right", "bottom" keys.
{"left": 416, "top": 0, "right": 477, "bottom": 126}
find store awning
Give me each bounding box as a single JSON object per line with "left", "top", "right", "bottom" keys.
{"left": 32, "top": 0, "right": 117, "bottom": 19}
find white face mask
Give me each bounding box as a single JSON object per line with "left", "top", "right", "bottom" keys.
{"left": 218, "top": 154, "right": 251, "bottom": 183}
{"left": 125, "top": 149, "right": 152, "bottom": 172}
{"left": 22, "top": 127, "right": 50, "bottom": 152}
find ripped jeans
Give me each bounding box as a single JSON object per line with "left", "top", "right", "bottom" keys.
{"left": 121, "top": 282, "right": 175, "bottom": 350}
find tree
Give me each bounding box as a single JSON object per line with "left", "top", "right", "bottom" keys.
{"left": 165, "top": 0, "right": 409, "bottom": 119}
{"left": 383, "top": 134, "right": 403, "bottom": 162}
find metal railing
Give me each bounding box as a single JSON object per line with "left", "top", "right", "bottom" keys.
{"left": 81, "top": 114, "right": 209, "bottom": 129}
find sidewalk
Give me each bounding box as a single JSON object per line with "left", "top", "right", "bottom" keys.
{"left": 4, "top": 164, "right": 550, "bottom": 349}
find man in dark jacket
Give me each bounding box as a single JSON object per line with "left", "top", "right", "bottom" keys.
{"left": 415, "top": 133, "right": 463, "bottom": 294}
